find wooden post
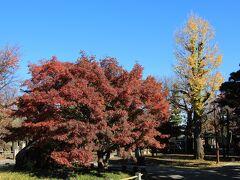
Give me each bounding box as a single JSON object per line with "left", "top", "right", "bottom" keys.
{"left": 135, "top": 172, "right": 142, "bottom": 180}
{"left": 120, "top": 172, "right": 142, "bottom": 180}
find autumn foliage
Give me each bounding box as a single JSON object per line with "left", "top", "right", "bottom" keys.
{"left": 174, "top": 15, "right": 223, "bottom": 159}
{"left": 13, "top": 54, "right": 169, "bottom": 167}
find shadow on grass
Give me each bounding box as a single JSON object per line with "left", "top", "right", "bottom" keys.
{"left": 0, "top": 163, "right": 132, "bottom": 179}
{"left": 144, "top": 154, "right": 240, "bottom": 169}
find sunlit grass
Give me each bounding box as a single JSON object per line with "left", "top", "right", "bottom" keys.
{"left": 75, "top": 172, "right": 130, "bottom": 180}
{"left": 0, "top": 170, "right": 130, "bottom": 180}
{"left": 0, "top": 171, "right": 47, "bottom": 180}
{"left": 146, "top": 154, "right": 240, "bottom": 169}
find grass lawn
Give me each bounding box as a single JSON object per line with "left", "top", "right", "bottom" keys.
{"left": 145, "top": 154, "right": 240, "bottom": 169}
{"left": 0, "top": 169, "right": 131, "bottom": 180}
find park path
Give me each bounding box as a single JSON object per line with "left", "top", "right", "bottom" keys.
{"left": 146, "top": 164, "right": 240, "bottom": 179}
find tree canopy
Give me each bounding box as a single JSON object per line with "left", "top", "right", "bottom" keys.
{"left": 219, "top": 66, "right": 240, "bottom": 116}
{"left": 11, "top": 55, "right": 170, "bottom": 167}
{"left": 174, "top": 15, "right": 223, "bottom": 159}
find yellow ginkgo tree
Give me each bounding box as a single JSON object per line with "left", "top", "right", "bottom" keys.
{"left": 174, "top": 15, "right": 223, "bottom": 159}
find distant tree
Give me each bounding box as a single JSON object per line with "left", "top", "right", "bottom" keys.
{"left": 0, "top": 46, "right": 20, "bottom": 138}
{"left": 0, "top": 46, "right": 19, "bottom": 91}
{"left": 0, "top": 86, "right": 18, "bottom": 138}
{"left": 149, "top": 77, "right": 182, "bottom": 155}
{"left": 174, "top": 15, "right": 223, "bottom": 159}
{"left": 161, "top": 76, "right": 194, "bottom": 153}
{"left": 202, "top": 99, "right": 222, "bottom": 163}
{"left": 160, "top": 77, "right": 183, "bottom": 126}
{"left": 10, "top": 55, "right": 170, "bottom": 168}
{"left": 169, "top": 85, "right": 184, "bottom": 126}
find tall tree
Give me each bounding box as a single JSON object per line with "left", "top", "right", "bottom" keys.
{"left": 10, "top": 55, "right": 170, "bottom": 168}
{"left": 174, "top": 15, "right": 223, "bottom": 159}
{"left": 219, "top": 65, "right": 240, "bottom": 156}
{"left": 219, "top": 65, "right": 240, "bottom": 116}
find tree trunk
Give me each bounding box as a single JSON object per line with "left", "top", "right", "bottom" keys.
{"left": 186, "top": 111, "right": 193, "bottom": 136}
{"left": 226, "top": 109, "right": 230, "bottom": 157}
{"left": 97, "top": 151, "right": 104, "bottom": 170}
{"left": 97, "top": 150, "right": 111, "bottom": 170}
{"left": 103, "top": 151, "right": 110, "bottom": 167}
{"left": 216, "top": 136, "right": 220, "bottom": 164}
{"left": 194, "top": 134, "right": 204, "bottom": 159}
{"left": 213, "top": 103, "right": 219, "bottom": 164}
{"left": 193, "top": 112, "right": 204, "bottom": 160}
{"left": 185, "top": 110, "right": 193, "bottom": 153}
{"left": 221, "top": 125, "right": 226, "bottom": 159}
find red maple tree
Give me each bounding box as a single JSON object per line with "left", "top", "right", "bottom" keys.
{"left": 14, "top": 54, "right": 170, "bottom": 167}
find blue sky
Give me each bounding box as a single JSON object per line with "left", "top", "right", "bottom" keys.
{"left": 0, "top": 0, "right": 240, "bottom": 80}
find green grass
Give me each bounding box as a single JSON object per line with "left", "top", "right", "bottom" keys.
{"left": 0, "top": 171, "right": 45, "bottom": 180}
{"left": 0, "top": 170, "right": 130, "bottom": 180}
{"left": 74, "top": 171, "right": 130, "bottom": 180}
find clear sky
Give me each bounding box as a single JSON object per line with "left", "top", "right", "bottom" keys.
{"left": 0, "top": 0, "right": 240, "bottom": 80}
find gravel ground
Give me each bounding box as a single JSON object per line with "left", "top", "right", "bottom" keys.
{"left": 0, "top": 159, "right": 15, "bottom": 169}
